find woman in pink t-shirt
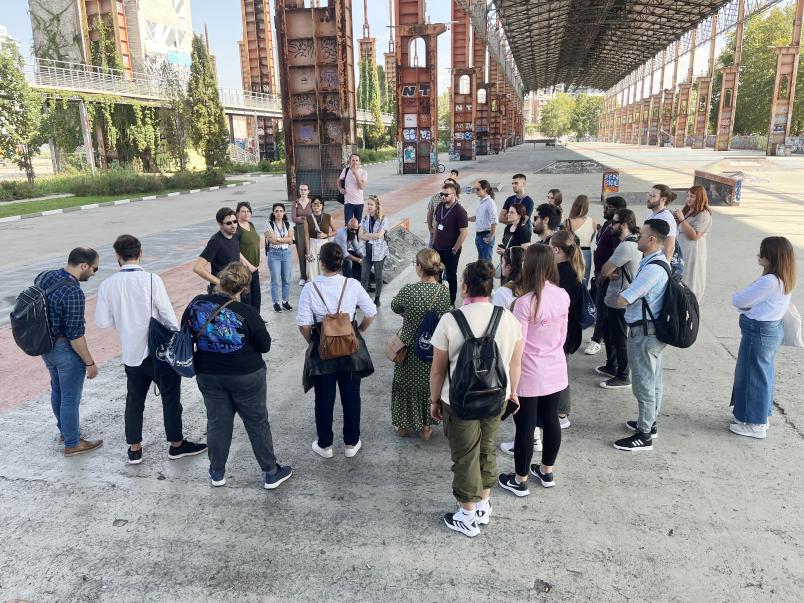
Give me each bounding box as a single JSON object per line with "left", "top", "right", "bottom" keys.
{"left": 498, "top": 245, "right": 569, "bottom": 497}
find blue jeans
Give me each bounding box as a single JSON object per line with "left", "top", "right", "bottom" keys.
{"left": 475, "top": 233, "right": 495, "bottom": 261}
{"left": 731, "top": 315, "right": 784, "bottom": 424}
{"left": 267, "top": 247, "right": 292, "bottom": 303}
{"left": 42, "top": 339, "right": 86, "bottom": 447}
{"left": 627, "top": 323, "right": 667, "bottom": 435}
{"left": 344, "top": 203, "right": 363, "bottom": 223}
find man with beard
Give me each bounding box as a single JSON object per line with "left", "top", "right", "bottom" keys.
{"left": 585, "top": 195, "right": 628, "bottom": 356}
{"left": 335, "top": 218, "right": 363, "bottom": 279}
{"left": 532, "top": 203, "right": 560, "bottom": 244}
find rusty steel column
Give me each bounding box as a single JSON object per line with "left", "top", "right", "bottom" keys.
{"left": 623, "top": 77, "right": 632, "bottom": 144}
{"left": 472, "top": 31, "right": 490, "bottom": 154}
{"left": 451, "top": 0, "right": 475, "bottom": 160}
{"left": 715, "top": 0, "right": 746, "bottom": 151}
{"left": 396, "top": 0, "right": 446, "bottom": 173}
{"left": 674, "top": 29, "right": 696, "bottom": 148}
{"left": 692, "top": 14, "right": 718, "bottom": 149}
{"left": 635, "top": 64, "right": 647, "bottom": 144}
{"left": 653, "top": 48, "right": 668, "bottom": 146}
{"left": 383, "top": 0, "right": 396, "bottom": 111}
{"left": 767, "top": 0, "right": 804, "bottom": 155}
{"left": 274, "top": 0, "right": 357, "bottom": 200}
{"left": 488, "top": 57, "right": 502, "bottom": 152}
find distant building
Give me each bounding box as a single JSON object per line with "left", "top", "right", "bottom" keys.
{"left": 28, "top": 0, "right": 193, "bottom": 75}
{"left": 0, "top": 25, "right": 21, "bottom": 52}
{"left": 238, "top": 0, "right": 278, "bottom": 160}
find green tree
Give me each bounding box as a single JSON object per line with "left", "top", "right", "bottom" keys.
{"left": 570, "top": 93, "right": 604, "bottom": 136}
{"left": 539, "top": 93, "right": 574, "bottom": 137}
{"left": 187, "top": 35, "right": 229, "bottom": 169}
{"left": 711, "top": 5, "right": 804, "bottom": 135}
{"left": 376, "top": 65, "right": 388, "bottom": 112}
{"left": 0, "top": 43, "right": 45, "bottom": 183}
{"left": 357, "top": 58, "right": 379, "bottom": 111}
{"left": 159, "top": 62, "right": 191, "bottom": 171}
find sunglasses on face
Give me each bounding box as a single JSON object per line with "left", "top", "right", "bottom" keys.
{"left": 222, "top": 220, "right": 237, "bottom": 226}
{"left": 611, "top": 220, "right": 622, "bottom": 224}
{"left": 92, "top": 266, "right": 99, "bottom": 273}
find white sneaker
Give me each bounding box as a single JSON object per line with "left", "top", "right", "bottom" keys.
{"left": 312, "top": 440, "right": 333, "bottom": 458}
{"left": 475, "top": 500, "right": 492, "bottom": 525}
{"left": 344, "top": 439, "right": 362, "bottom": 458}
{"left": 500, "top": 432, "right": 542, "bottom": 455}
{"left": 559, "top": 415, "right": 571, "bottom": 429}
{"left": 584, "top": 341, "right": 601, "bottom": 355}
{"left": 729, "top": 422, "right": 767, "bottom": 439}
{"left": 443, "top": 508, "right": 480, "bottom": 537}
{"left": 298, "top": 278, "right": 306, "bottom": 286}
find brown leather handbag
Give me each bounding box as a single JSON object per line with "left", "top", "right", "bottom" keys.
{"left": 312, "top": 280, "right": 359, "bottom": 360}
{"left": 384, "top": 333, "right": 407, "bottom": 364}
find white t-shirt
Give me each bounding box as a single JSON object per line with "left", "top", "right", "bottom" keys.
{"left": 492, "top": 287, "right": 515, "bottom": 309}
{"left": 646, "top": 208, "right": 678, "bottom": 237}
{"left": 430, "top": 302, "right": 522, "bottom": 404}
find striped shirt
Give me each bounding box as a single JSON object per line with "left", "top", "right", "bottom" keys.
{"left": 475, "top": 195, "right": 499, "bottom": 232}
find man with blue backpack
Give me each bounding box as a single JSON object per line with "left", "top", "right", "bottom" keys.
{"left": 11, "top": 248, "right": 102, "bottom": 456}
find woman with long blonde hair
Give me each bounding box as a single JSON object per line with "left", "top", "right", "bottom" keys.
{"left": 673, "top": 185, "right": 712, "bottom": 300}
{"left": 498, "top": 245, "right": 569, "bottom": 497}
{"left": 729, "top": 237, "right": 796, "bottom": 440}
{"left": 358, "top": 195, "right": 390, "bottom": 305}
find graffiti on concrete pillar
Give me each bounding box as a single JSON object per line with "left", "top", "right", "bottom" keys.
{"left": 319, "top": 38, "right": 337, "bottom": 63}
{"left": 292, "top": 94, "right": 316, "bottom": 117}
{"left": 289, "top": 39, "right": 314, "bottom": 61}
{"left": 320, "top": 67, "right": 338, "bottom": 91}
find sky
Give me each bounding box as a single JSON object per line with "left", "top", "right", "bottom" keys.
{"left": 3, "top": 0, "right": 453, "bottom": 93}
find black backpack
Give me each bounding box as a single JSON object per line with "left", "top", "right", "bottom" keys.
{"left": 448, "top": 306, "right": 508, "bottom": 420}
{"left": 10, "top": 277, "right": 73, "bottom": 356}
{"left": 641, "top": 260, "right": 699, "bottom": 348}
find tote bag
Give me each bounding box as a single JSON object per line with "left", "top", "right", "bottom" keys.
{"left": 781, "top": 303, "right": 804, "bottom": 348}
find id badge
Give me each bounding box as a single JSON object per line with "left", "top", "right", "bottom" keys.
{"left": 437, "top": 224, "right": 444, "bottom": 231}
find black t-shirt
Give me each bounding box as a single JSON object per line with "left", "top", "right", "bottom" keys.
{"left": 200, "top": 231, "right": 241, "bottom": 277}
{"left": 181, "top": 293, "right": 271, "bottom": 375}
{"left": 557, "top": 261, "right": 583, "bottom": 355}
{"left": 499, "top": 223, "right": 532, "bottom": 248}
{"left": 502, "top": 194, "right": 534, "bottom": 220}
{"left": 432, "top": 202, "right": 469, "bottom": 250}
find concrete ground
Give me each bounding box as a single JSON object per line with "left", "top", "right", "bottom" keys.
{"left": 0, "top": 143, "right": 802, "bottom": 601}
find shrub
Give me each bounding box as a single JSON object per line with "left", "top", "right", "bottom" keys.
{"left": 0, "top": 180, "right": 37, "bottom": 200}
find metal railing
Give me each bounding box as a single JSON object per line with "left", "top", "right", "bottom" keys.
{"left": 23, "top": 58, "right": 392, "bottom": 125}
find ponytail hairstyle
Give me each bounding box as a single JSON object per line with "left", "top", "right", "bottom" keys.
{"left": 519, "top": 244, "right": 559, "bottom": 321}
{"left": 503, "top": 245, "right": 527, "bottom": 296}
{"left": 550, "top": 230, "right": 585, "bottom": 283}
{"left": 652, "top": 183, "right": 677, "bottom": 206}
{"left": 475, "top": 179, "right": 495, "bottom": 199}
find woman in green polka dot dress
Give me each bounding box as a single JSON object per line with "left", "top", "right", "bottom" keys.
{"left": 390, "top": 249, "right": 452, "bottom": 440}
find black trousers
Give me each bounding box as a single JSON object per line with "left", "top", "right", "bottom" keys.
{"left": 590, "top": 277, "right": 609, "bottom": 344}
{"left": 514, "top": 391, "right": 562, "bottom": 475}
{"left": 313, "top": 371, "right": 361, "bottom": 448}
{"left": 124, "top": 356, "right": 183, "bottom": 445}
{"left": 247, "top": 269, "right": 261, "bottom": 312}
{"left": 605, "top": 306, "right": 629, "bottom": 379}
{"left": 436, "top": 247, "right": 461, "bottom": 305}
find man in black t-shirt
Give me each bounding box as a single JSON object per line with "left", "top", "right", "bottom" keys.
{"left": 432, "top": 182, "right": 468, "bottom": 305}
{"left": 193, "top": 207, "right": 257, "bottom": 294}
{"left": 500, "top": 173, "right": 534, "bottom": 233}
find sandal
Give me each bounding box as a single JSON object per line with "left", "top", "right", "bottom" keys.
{"left": 394, "top": 426, "right": 409, "bottom": 437}
{"left": 419, "top": 426, "right": 433, "bottom": 441}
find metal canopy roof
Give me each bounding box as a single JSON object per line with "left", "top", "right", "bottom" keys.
{"left": 496, "top": 0, "right": 732, "bottom": 91}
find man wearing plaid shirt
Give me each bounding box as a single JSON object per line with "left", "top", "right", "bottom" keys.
{"left": 36, "top": 247, "right": 102, "bottom": 457}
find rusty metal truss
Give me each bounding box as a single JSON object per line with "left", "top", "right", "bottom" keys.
{"left": 493, "top": 0, "right": 785, "bottom": 92}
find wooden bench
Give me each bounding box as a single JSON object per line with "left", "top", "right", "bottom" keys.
{"left": 693, "top": 170, "right": 742, "bottom": 206}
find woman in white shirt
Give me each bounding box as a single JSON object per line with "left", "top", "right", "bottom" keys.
{"left": 492, "top": 246, "right": 526, "bottom": 310}
{"left": 730, "top": 236, "right": 796, "bottom": 439}
{"left": 296, "top": 243, "right": 377, "bottom": 458}
{"left": 264, "top": 203, "right": 295, "bottom": 313}
{"left": 358, "top": 195, "right": 390, "bottom": 306}
{"left": 564, "top": 195, "right": 597, "bottom": 289}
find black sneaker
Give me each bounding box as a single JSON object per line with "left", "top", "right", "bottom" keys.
{"left": 273, "top": 303, "right": 283, "bottom": 313}
{"left": 613, "top": 433, "right": 653, "bottom": 451}
{"left": 498, "top": 472, "right": 530, "bottom": 497}
{"left": 595, "top": 365, "right": 616, "bottom": 377}
{"left": 374, "top": 297, "right": 381, "bottom": 306}
{"left": 625, "top": 420, "right": 658, "bottom": 439}
{"left": 529, "top": 464, "right": 555, "bottom": 488}
{"left": 600, "top": 377, "right": 631, "bottom": 389}
{"left": 127, "top": 447, "right": 143, "bottom": 465}
{"left": 282, "top": 301, "right": 293, "bottom": 311}
{"left": 264, "top": 464, "right": 293, "bottom": 490}
{"left": 168, "top": 440, "right": 208, "bottom": 460}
